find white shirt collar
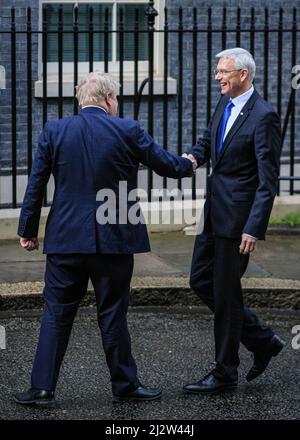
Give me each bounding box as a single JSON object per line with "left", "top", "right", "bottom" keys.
{"left": 230, "top": 85, "right": 254, "bottom": 109}
{"left": 81, "top": 105, "right": 107, "bottom": 113}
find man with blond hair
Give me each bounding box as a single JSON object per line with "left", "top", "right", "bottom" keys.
{"left": 15, "top": 72, "right": 195, "bottom": 406}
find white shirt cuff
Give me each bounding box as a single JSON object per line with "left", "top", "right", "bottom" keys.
{"left": 243, "top": 233, "right": 258, "bottom": 240}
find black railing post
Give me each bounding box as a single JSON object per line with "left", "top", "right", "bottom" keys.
{"left": 136, "top": 78, "right": 148, "bottom": 118}
{"left": 206, "top": 8, "right": 212, "bottom": 186}
{"left": 222, "top": 8, "right": 227, "bottom": 50}
{"left": 192, "top": 7, "right": 198, "bottom": 200}
{"left": 290, "top": 8, "right": 297, "bottom": 195}
{"left": 58, "top": 6, "right": 63, "bottom": 118}
{"left": 118, "top": 8, "right": 124, "bottom": 118}
{"left": 236, "top": 7, "right": 241, "bottom": 47}
{"left": 73, "top": 4, "right": 78, "bottom": 115}
{"left": 277, "top": 8, "right": 283, "bottom": 119}
{"left": 163, "top": 6, "right": 168, "bottom": 148}
{"left": 11, "top": 7, "right": 17, "bottom": 208}
{"left": 42, "top": 5, "right": 48, "bottom": 128}
{"left": 134, "top": 8, "right": 139, "bottom": 120}
{"left": 276, "top": 8, "right": 283, "bottom": 196}
{"left": 250, "top": 8, "right": 255, "bottom": 57}
{"left": 264, "top": 8, "right": 269, "bottom": 101}
{"left": 162, "top": 7, "right": 169, "bottom": 191}
{"left": 177, "top": 6, "right": 183, "bottom": 192}
{"left": 88, "top": 6, "right": 94, "bottom": 72}
{"left": 206, "top": 8, "right": 212, "bottom": 127}
{"left": 27, "top": 7, "right": 32, "bottom": 176}
{"left": 145, "top": 1, "right": 158, "bottom": 200}
{"left": 42, "top": 5, "right": 48, "bottom": 205}
{"left": 104, "top": 7, "right": 109, "bottom": 73}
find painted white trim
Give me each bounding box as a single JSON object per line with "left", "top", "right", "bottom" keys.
{"left": 46, "top": 61, "right": 149, "bottom": 76}
{"left": 34, "top": 75, "right": 177, "bottom": 96}
{"left": 38, "top": 0, "right": 166, "bottom": 84}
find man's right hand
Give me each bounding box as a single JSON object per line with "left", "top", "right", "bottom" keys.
{"left": 20, "top": 237, "right": 39, "bottom": 251}
{"left": 182, "top": 153, "right": 197, "bottom": 172}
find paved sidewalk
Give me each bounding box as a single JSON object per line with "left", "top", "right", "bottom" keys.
{"left": 0, "top": 230, "right": 300, "bottom": 309}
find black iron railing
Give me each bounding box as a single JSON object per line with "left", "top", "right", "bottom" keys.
{"left": 0, "top": 2, "right": 299, "bottom": 208}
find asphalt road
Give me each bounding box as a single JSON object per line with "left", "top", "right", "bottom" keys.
{"left": 0, "top": 306, "right": 299, "bottom": 420}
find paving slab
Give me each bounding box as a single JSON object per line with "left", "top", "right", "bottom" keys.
{"left": 0, "top": 232, "right": 299, "bottom": 309}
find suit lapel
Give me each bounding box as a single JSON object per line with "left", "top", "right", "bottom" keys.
{"left": 214, "top": 90, "right": 259, "bottom": 168}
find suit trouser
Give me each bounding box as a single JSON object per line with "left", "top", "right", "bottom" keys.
{"left": 31, "top": 253, "right": 140, "bottom": 396}
{"left": 190, "top": 220, "right": 274, "bottom": 381}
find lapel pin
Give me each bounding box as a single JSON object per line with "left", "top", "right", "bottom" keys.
{"left": 240, "top": 112, "right": 244, "bottom": 115}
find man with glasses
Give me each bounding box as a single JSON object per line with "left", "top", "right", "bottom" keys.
{"left": 182, "top": 48, "right": 286, "bottom": 394}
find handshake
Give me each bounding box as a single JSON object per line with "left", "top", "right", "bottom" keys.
{"left": 182, "top": 153, "right": 197, "bottom": 172}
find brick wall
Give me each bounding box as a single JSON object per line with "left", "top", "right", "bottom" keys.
{"left": 0, "top": 0, "right": 299, "bottom": 176}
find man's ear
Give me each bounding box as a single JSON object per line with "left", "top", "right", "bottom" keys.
{"left": 104, "top": 95, "right": 111, "bottom": 108}
{"left": 241, "top": 68, "right": 249, "bottom": 83}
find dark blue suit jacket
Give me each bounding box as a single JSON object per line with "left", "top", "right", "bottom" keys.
{"left": 187, "top": 90, "right": 281, "bottom": 239}
{"left": 18, "top": 107, "right": 193, "bottom": 253}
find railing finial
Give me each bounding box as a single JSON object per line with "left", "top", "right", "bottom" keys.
{"left": 145, "top": 1, "right": 158, "bottom": 30}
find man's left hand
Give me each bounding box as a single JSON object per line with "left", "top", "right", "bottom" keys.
{"left": 20, "top": 237, "right": 39, "bottom": 251}
{"left": 239, "top": 234, "right": 257, "bottom": 254}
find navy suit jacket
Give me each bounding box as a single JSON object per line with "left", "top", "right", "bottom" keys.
{"left": 18, "top": 107, "right": 193, "bottom": 253}
{"left": 187, "top": 90, "right": 281, "bottom": 239}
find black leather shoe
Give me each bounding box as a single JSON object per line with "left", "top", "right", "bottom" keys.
{"left": 113, "top": 385, "right": 162, "bottom": 402}
{"left": 183, "top": 372, "right": 237, "bottom": 394}
{"left": 14, "top": 388, "right": 56, "bottom": 408}
{"left": 246, "top": 334, "right": 287, "bottom": 382}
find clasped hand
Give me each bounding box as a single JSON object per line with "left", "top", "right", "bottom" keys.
{"left": 182, "top": 153, "right": 197, "bottom": 171}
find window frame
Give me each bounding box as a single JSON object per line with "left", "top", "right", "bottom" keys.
{"left": 37, "top": 0, "right": 166, "bottom": 84}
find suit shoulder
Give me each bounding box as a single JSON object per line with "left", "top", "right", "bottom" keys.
{"left": 216, "top": 94, "right": 228, "bottom": 108}
{"left": 45, "top": 115, "right": 77, "bottom": 131}
{"left": 110, "top": 115, "right": 139, "bottom": 129}
{"left": 109, "top": 115, "right": 140, "bottom": 137}
{"left": 255, "top": 95, "right": 278, "bottom": 117}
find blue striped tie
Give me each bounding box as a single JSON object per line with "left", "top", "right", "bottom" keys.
{"left": 216, "top": 101, "right": 234, "bottom": 157}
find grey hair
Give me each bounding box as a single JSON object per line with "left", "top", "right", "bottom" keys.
{"left": 216, "top": 48, "right": 256, "bottom": 83}
{"left": 75, "top": 72, "right": 119, "bottom": 106}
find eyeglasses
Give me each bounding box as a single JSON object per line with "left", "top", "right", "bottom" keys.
{"left": 213, "top": 69, "right": 242, "bottom": 76}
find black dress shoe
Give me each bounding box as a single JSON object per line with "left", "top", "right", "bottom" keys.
{"left": 14, "top": 388, "right": 56, "bottom": 408}
{"left": 113, "top": 385, "right": 162, "bottom": 402}
{"left": 246, "top": 334, "right": 287, "bottom": 382}
{"left": 183, "top": 372, "right": 237, "bottom": 394}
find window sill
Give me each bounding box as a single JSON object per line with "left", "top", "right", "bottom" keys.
{"left": 34, "top": 75, "right": 177, "bottom": 98}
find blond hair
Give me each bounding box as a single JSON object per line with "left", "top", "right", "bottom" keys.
{"left": 75, "top": 72, "right": 119, "bottom": 107}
